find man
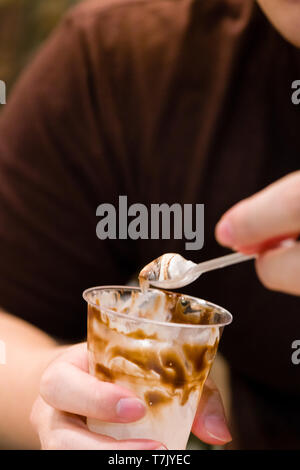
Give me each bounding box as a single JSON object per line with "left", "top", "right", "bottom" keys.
{"left": 0, "top": 0, "right": 299, "bottom": 449}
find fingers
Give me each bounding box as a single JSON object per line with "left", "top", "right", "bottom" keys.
{"left": 33, "top": 343, "right": 166, "bottom": 450}
{"left": 192, "top": 378, "right": 232, "bottom": 446}
{"left": 255, "top": 241, "right": 300, "bottom": 295}
{"left": 215, "top": 172, "right": 300, "bottom": 295}
{"left": 40, "top": 354, "right": 146, "bottom": 423}
{"left": 31, "top": 397, "right": 165, "bottom": 450}
{"left": 59, "top": 342, "right": 89, "bottom": 371}
{"left": 215, "top": 171, "right": 300, "bottom": 251}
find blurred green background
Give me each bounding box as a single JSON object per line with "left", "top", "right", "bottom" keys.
{"left": 0, "top": 0, "right": 80, "bottom": 93}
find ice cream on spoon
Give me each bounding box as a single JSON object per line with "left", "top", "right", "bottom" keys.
{"left": 139, "top": 253, "right": 197, "bottom": 292}
{"left": 139, "top": 251, "right": 256, "bottom": 292}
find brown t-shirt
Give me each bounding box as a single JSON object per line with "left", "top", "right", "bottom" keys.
{"left": 0, "top": 0, "right": 300, "bottom": 448}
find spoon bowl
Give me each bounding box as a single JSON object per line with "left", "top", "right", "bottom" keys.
{"left": 139, "top": 252, "right": 256, "bottom": 290}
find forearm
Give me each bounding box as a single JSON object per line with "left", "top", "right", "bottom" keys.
{"left": 0, "top": 310, "right": 63, "bottom": 449}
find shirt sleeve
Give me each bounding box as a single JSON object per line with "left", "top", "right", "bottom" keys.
{"left": 0, "top": 10, "right": 138, "bottom": 342}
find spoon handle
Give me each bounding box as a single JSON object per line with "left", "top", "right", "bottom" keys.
{"left": 192, "top": 252, "right": 256, "bottom": 276}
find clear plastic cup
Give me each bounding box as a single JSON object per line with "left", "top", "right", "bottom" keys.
{"left": 83, "top": 286, "right": 232, "bottom": 450}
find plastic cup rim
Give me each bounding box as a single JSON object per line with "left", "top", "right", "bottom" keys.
{"left": 82, "top": 285, "right": 233, "bottom": 330}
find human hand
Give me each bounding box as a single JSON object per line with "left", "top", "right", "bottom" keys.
{"left": 31, "top": 343, "right": 164, "bottom": 450}
{"left": 215, "top": 171, "right": 300, "bottom": 295}
{"left": 192, "top": 377, "right": 232, "bottom": 446}
{"left": 31, "top": 343, "right": 231, "bottom": 449}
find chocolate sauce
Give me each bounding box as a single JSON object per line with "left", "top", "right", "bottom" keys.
{"left": 95, "top": 363, "right": 114, "bottom": 380}
{"left": 144, "top": 391, "right": 172, "bottom": 408}
{"left": 126, "top": 329, "right": 158, "bottom": 340}
{"left": 183, "top": 338, "right": 218, "bottom": 373}
{"left": 91, "top": 340, "right": 218, "bottom": 405}
{"left": 138, "top": 257, "right": 161, "bottom": 294}
{"left": 88, "top": 291, "right": 217, "bottom": 327}
{"left": 165, "top": 291, "right": 216, "bottom": 324}
{"left": 91, "top": 335, "right": 108, "bottom": 352}
{"left": 88, "top": 290, "right": 221, "bottom": 408}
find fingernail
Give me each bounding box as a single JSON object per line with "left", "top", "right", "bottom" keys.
{"left": 204, "top": 415, "right": 232, "bottom": 442}
{"left": 116, "top": 398, "right": 146, "bottom": 422}
{"left": 155, "top": 446, "right": 168, "bottom": 450}
{"left": 216, "top": 219, "right": 235, "bottom": 246}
